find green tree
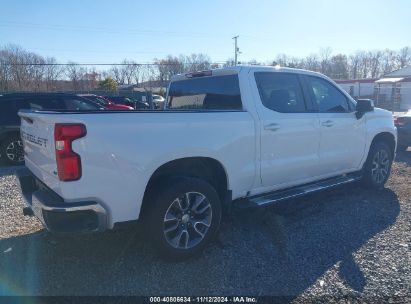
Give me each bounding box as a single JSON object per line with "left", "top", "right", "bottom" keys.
{"left": 98, "top": 77, "right": 117, "bottom": 92}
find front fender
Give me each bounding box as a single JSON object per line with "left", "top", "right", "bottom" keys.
{"left": 362, "top": 108, "right": 397, "bottom": 165}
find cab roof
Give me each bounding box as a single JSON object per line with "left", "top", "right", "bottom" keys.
{"left": 171, "top": 65, "right": 329, "bottom": 81}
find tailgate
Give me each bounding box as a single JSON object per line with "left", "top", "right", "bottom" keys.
{"left": 19, "top": 111, "right": 60, "bottom": 188}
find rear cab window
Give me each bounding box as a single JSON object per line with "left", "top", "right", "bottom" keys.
{"left": 166, "top": 74, "right": 243, "bottom": 110}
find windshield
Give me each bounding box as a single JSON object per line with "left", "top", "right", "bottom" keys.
{"left": 64, "top": 97, "right": 102, "bottom": 110}
{"left": 93, "top": 97, "right": 109, "bottom": 105}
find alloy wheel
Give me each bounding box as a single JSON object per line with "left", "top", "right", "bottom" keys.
{"left": 371, "top": 149, "right": 390, "bottom": 184}
{"left": 5, "top": 140, "right": 24, "bottom": 163}
{"left": 163, "top": 191, "right": 212, "bottom": 250}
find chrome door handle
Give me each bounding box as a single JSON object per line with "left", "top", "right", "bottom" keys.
{"left": 321, "top": 120, "right": 334, "bottom": 127}
{"left": 264, "top": 123, "right": 280, "bottom": 131}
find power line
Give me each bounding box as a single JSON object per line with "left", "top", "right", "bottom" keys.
{"left": 0, "top": 21, "right": 269, "bottom": 41}
{"left": 0, "top": 21, "right": 235, "bottom": 39}
{"left": 1, "top": 62, "right": 227, "bottom": 66}
{"left": 7, "top": 47, "right": 232, "bottom": 57}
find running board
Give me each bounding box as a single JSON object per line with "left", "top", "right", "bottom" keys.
{"left": 235, "top": 173, "right": 362, "bottom": 209}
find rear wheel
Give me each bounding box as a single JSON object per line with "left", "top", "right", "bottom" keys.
{"left": 145, "top": 177, "right": 222, "bottom": 261}
{"left": 362, "top": 141, "right": 393, "bottom": 189}
{"left": 1, "top": 135, "right": 24, "bottom": 165}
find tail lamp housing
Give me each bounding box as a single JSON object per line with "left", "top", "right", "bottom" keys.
{"left": 54, "top": 124, "right": 86, "bottom": 181}
{"left": 394, "top": 117, "right": 407, "bottom": 126}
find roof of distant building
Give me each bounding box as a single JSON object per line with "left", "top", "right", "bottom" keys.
{"left": 335, "top": 79, "right": 378, "bottom": 84}
{"left": 384, "top": 66, "right": 411, "bottom": 77}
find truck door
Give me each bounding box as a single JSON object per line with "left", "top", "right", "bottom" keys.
{"left": 251, "top": 71, "right": 321, "bottom": 189}
{"left": 303, "top": 75, "right": 366, "bottom": 175}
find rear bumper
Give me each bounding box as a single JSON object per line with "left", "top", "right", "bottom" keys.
{"left": 16, "top": 167, "right": 108, "bottom": 233}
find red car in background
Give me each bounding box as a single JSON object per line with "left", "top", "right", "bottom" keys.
{"left": 78, "top": 94, "right": 134, "bottom": 110}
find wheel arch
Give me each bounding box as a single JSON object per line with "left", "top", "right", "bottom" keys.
{"left": 370, "top": 132, "right": 396, "bottom": 156}
{"left": 141, "top": 157, "right": 230, "bottom": 214}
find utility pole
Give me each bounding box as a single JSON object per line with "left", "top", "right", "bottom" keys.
{"left": 233, "top": 35, "right": 240, "bottom": 66}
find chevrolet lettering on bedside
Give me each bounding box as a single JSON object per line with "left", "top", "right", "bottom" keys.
{"left": 21, "top": 130, "right": 48, "bottom": 148}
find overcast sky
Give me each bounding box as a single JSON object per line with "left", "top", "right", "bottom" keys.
{"left": 0, "top": 0, "right": 410, "bottom": 63}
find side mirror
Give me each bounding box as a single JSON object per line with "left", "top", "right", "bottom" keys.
{"left": 356, "top": 99, "right": 374, "bottom": 119}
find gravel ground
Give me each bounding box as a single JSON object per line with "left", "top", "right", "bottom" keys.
{"left": 0, "top": 152, "right": 410, "bottom": 301}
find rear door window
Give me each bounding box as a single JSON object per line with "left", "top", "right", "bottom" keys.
{"left": 167, "top": 75, "right": 242, "bottom": 110}
{"left": 254, "top": 72, "right": 307, "bottom": 113}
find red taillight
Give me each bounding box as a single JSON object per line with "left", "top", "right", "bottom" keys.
{"left": 394, "top": 117, "right": 406, "bottom": 126}
{"left": 54, "top": 124, "right": 86, "bottom": 181}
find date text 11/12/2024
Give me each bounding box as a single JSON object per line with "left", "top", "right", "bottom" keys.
{"left": 149, "top": 296, "right": 258, "bottom": 303}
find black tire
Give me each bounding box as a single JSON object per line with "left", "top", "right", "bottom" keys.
{"left": 144, "top": 176, "right": 222, "bottom": 261}
{"left": 397, "top": 145, "right": 408, "bottom": 152}
{"left": 362, "top": 141, "right": 393, "bottom": 189}
{"left": 1, "top": 134, "right": 24, "bottom": 166}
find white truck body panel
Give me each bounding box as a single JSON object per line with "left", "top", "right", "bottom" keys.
{"left": 19, "top": 66, "right": 397, "bottom": 228}
{"left": 21, "top": 111, "right": 256, "bottom": 227}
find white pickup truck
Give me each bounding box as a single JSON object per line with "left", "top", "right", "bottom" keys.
{"left": 17, "top": 66, "right": 397, "bottom": 260}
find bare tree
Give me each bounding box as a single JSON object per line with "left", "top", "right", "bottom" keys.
{"left": 155, "top": 55, "right": 184, "bottom": 83}
{"left": 397, "top": 47, "right": 411, "bottom": 69}
{"left": 0, "top": 44, "right": 50, "bottom": 91}
{"left": 27, "top": 52, "right": 46, "bottom": 91}
{"left": 6, "top": 44, "right": 30, "bottom": 90}
{"left": 328, "top": 54, "right": 348, "bottom": 79}
{"left": 130, "top": 63, "right": 141, "bottom": 85}
{"left": 0, "top": 49, "right": 11, "bottom": 91}
{"left": 1, "top": 44, "right": 411, "bottom": 93}
{"left": 66, "top": 62, "right": 87, "bottom": 91}
{"left": 110, "top": 65, "right": 125, "bottom": 85}
{"left": 380, "top": 49, "right": 397, "bottom": 75}
{"left": 349, "top": 52, "right": 361, "bottom": 79}
{"left": 107, "top": 60, "right": 141, "bottom": 86}
{"left": 303, "top": 54, "right": 320, "bottom": 72}
{"left": 369, "top": 51, "right": 383, "bottom": 78}
{"left": 246, "top": 59, "right": 261, "bottom": 65}
{"left": 140, "top": 64, "right": 157, "bottom": 92}
{"left": 181, "top": 53, "right": 211, "bottom": 72}
{"left": 319, "top": 47, "right": 332, "bottom": 74}
{"left": 273, "top": 53, "right": 289, "bottom": 66}
{"left": 44, "top": 57, "right": 62, "bottom": 91}
{"left": 224, "top": 58, "right": 235, "bottom": 67}
{"left": 120, "top": 60, "right": 140, "bottom": 85}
